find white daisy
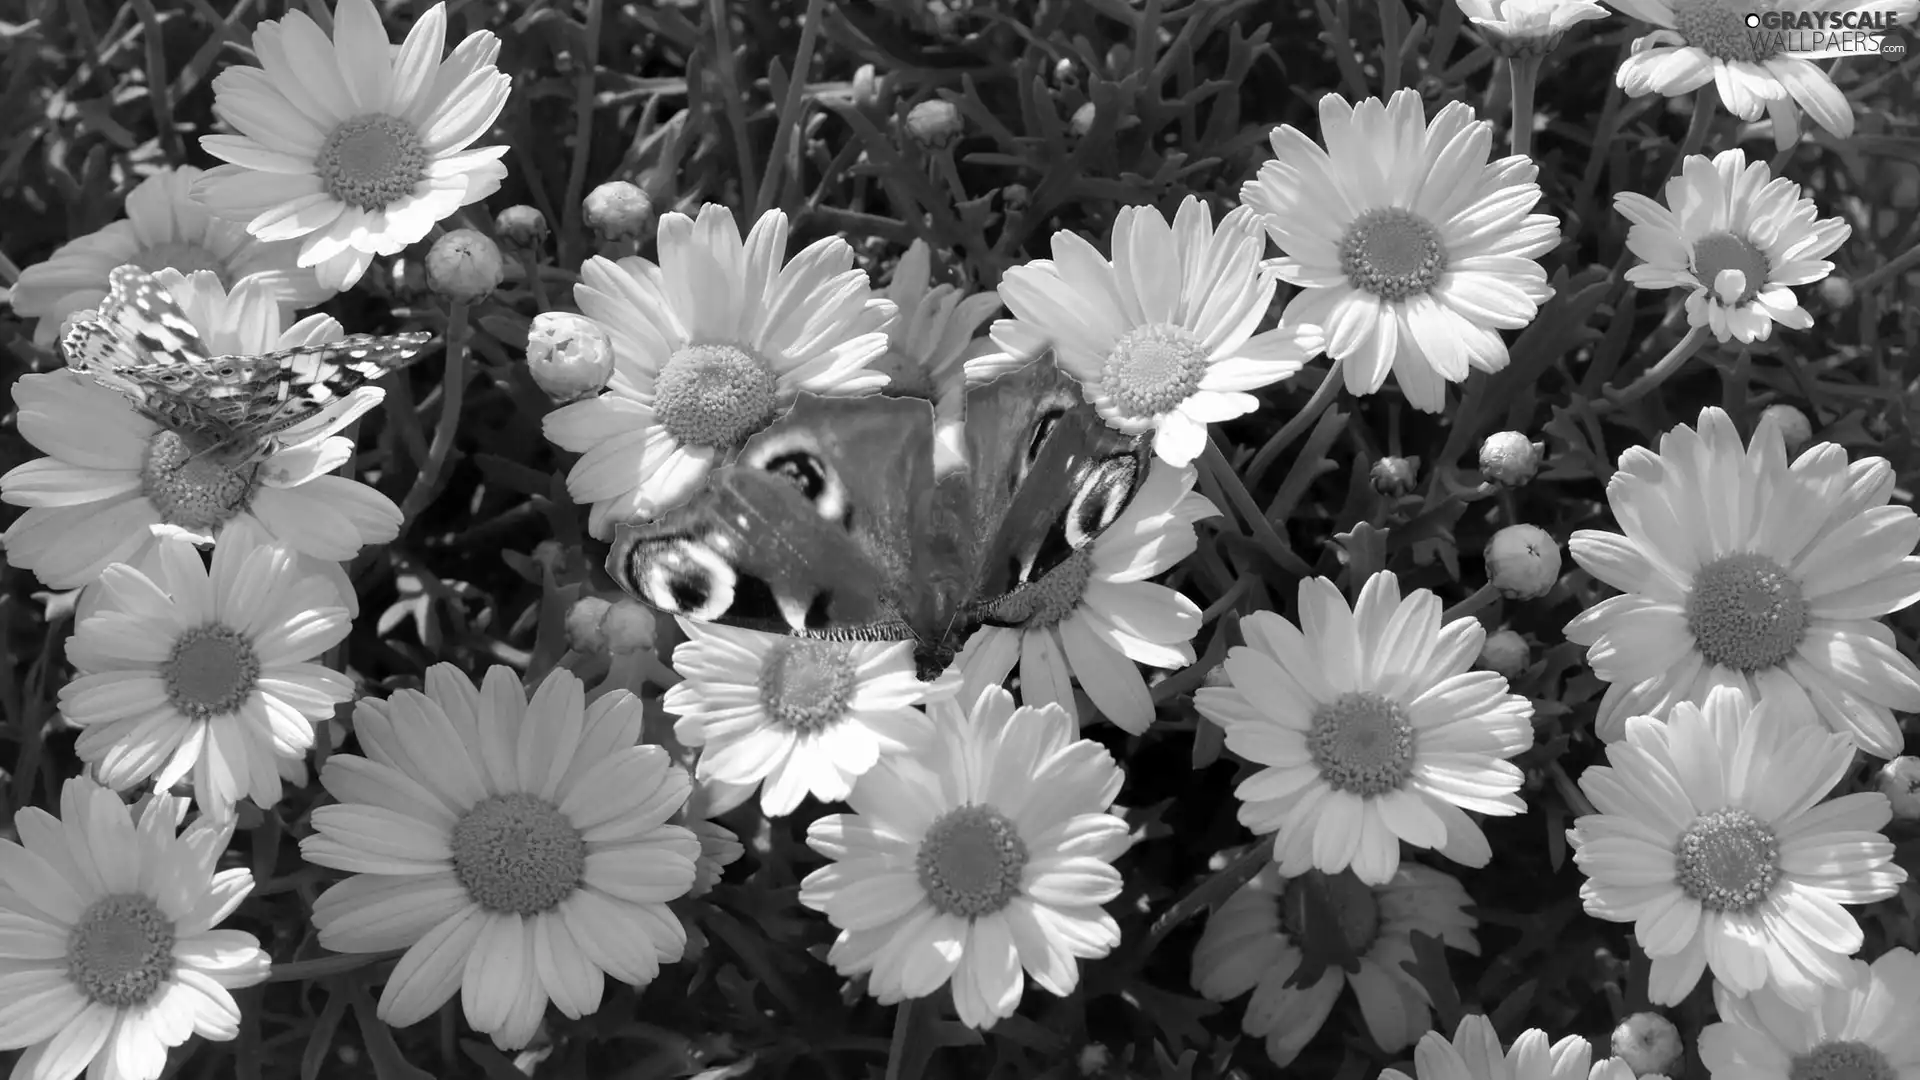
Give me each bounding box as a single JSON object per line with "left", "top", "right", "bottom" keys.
{"left": 1195, "top": 570, "right": 1535, "bottom": 885}
{"left": 1564, "top": 405, "right": 1920, "bottom": 758}
{"left": 1699, "top": 947, "right": 1920, "bottom": 1080}
{"left": 1239, "top": 88, "right": 1559, "bottom": 413}
{"left": 992, "top": 194, "right": 1322, "bottom": 467}
{"left": 868, "top": 238, "right": 1004, "bottom": 473}
{"left": 8, "top": 166, "right": 330, "bottom": 346}
{"left": 1190, "top": 861, "right": 1479, "bottom": 1066}
{"left": 1381, "top": 1014, "right": 1596, "bottom": 1080}
{"left": 300, "top": 664, "right": 701, "bottom": 1051}
{"left": 797, "top": 686, "right": 1129, "bottom": 1030}
{"left": 542, "top": 204, "right": 895, "bottom": 538}
{"left": 56, "top": 528, "right": 354, "bottom": 822}
{"left": 953, "top": 460, "right": 1219, "bottom": 734}
{"left": 1606, "top": 0, "right": 1918, "bottom": 144}
{"left": 1457, "top": 0, "right": 1611, "bottom": 50}
{"left": 0, "top": 777, "right": 270, "bottom": 1080}
{"left": 0, "top": 269, "right": 404, "bottom": 590}
{"left": 1616, "top": 149, "right": 1850, "bottom": 345}
{"left": 190, "top": 0, "right": 511, "bottom": 291}
{"left": 1568, "top": 686, "right": 1907, "bottom": 1008}
{"left": 661, "top": 618, "right": 935, "bottom": 817}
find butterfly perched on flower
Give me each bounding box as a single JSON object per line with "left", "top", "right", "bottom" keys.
{"left": 58, "top": 264, "right": 433, "bottom": 465}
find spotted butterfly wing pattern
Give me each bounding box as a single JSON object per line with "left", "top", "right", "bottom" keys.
{"left": 59, "top": 265, "right": 434, "bottom": 460}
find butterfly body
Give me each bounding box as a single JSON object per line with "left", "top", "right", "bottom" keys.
{"left": 608, "top": 355, "right": 1150, "bottom": 679}
{"left": 59, "top": 265, "right": 433, "bottom": 465}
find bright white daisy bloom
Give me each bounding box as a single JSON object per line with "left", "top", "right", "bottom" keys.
{"left": 992, "top": 194, "right": 1323, "bottom": 467}
{"left": 1568, "top": 686, "right": 1907, "bottom": 1008}
{"left": 869, "top": 238, "right": 1004, "bottom": 472}
{"left": 1240, "top": 88, "right": 1559, "bottom": 414}
{"left": 798, "top": 686, "right": 1129, "bottom": 1030}
{"left": 952, "top": 461, "right": 1219, "bottom": 734}
{"left": 0, "top": 778, "right": 270, "bottom": 1080}
{"left": 1382, "top": 1014, "right": 1596, "bottom": 1080}
{"left": 1699, "top": 947, "right": 1920, "bottom": 1080}
{"left": 0, "top": 269, "right": 403, "bottom": 590}
{"left": 190, "top": 0, "right": 511, "bottom": 291}
{"left": 662, "top": 618, "right": 935, "bottom": 817}
{"left": 1615, "top": 149, "right": 1850, "bottom": 345}
{"left": 543, "top": 204, "right": 895, "bottom": 538}
{"left": 1565, "top": 405, "right": 1920, "bottom": 758}
{"left": 300, "top": 665, "right": 701, "bottom": 1051}
{"left": 1195, "top": 571, "right": 1534, "bottom": 885}
{"left": 1458, "top": 0, "right": 1610, "bottom": 53}
{"left": 1191, "top": 861, "right": 1479, "bottom": 1066}
{"left": 1605, "top": 0, "right": 1918, "bottom": 144}
{"left": 57, "top": 527, "right": 353, "bottom": 822}
{"left": 8, "top": 166, "right": 330, "bottom": 346}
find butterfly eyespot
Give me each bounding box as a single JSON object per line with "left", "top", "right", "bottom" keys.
{"left": 626, "top": 537, "right": 738, "bottom": 621}
{"left": 1063, "top": 454, "right": 1143, "bottom": 549}
{"left": 745, "top": 436, "right": 852, "bottom": 527}
{"left": 1018, "top": 409, "right": 1068, "bottom": 487}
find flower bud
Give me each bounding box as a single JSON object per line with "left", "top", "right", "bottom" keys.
{"left": 1479, "top": 430, "right": 1544, "bottom": 487}
{"left": 1485, "top": 524, "right": 1561, "bottom": 600}
{"left": 583, "top": 180, "right": 654, "bottom": 243}
{"left": 1370, "top": 455, "right": 1420, "bottom": 497}
{"left": 531, "top": 539, "right": 567, "bottom": 575}
{"left": 493, "top": 205, "right": 548, "bottom": 251}
{"left": 851, "top": 63, "right": 886, "bottom": 112}
{"left": 1875, "top": 756, "right": 1920, "bottom": 821}
{"left": 1069, "top": 101, "right": 1098, "bottom": 139}
{"left": 1609, "top": 1012, "right": 1683, "bottom": 1077}
{"left": 1001, "top": 183, "right": 1031, "bottom": 215}
{"left": 683, "top": 816, "right": 743, "bottom": 898}
{"left": 1759, "top": 403, "right": 1813, "bottom": 456}
{"left": 904, "top": 98, "right": 964, "bottom": 149}
{"left": 1052, "top": 57, "right": 1079, "bottom": 86}
{"left": 1478, "top": 629, "right": 1530, "bottom": 679}
{"left": 565, "top": 596, "right": 613, "bottom": 654}
{"left": 1817, "top": 275, "right": 1854, "bottom": 309}
{"left": 525, "top": 311, "right": 616, "bottom": 403}
{"left": 425, "top": 229, "right": 504, "bottom": 303}
{"left": 603, "top": 598, "right": 657, "bottom": 653}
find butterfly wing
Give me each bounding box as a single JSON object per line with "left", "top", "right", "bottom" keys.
{"left": 195, "top": 332, "right": 436, "bottom": 449}
{"left": 59, "top": 265, "right": 224, "bottom": 437}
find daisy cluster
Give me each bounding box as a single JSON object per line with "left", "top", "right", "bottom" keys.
{"left": 0, "top": 0, "right": 1916, "bottom": 1077}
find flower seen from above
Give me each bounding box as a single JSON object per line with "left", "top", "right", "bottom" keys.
{"left": 1191, "top": 861, "right": 1479, "bottom": 1066}
{"left": 1698, "top": 947, "right": 1920, "bottom": 1080}
{"left": 1565, "top": 406, "right": 1920, "bottom": 757}
{"left": 1240, "top": 88, "right": 1559, "bottom": 413}
{"left": 1195, "top": 570, "right": 1535, "bottom": 885}
{"left": 993, "top": 194, "right": 1323, "bottom": 467}
{"left": 542, "top": 204, "right": 895, "bottom": 538}
{"left": 1381, "top": 1013, "right": 1597, "bottom": 1080}
{"left": 1567, "top": 686, "right": 1906, "bottom": 1008}
{"left": 191, "top": 0, "right": 512, "bottom": 290}
{"left": 798, "top": 686, "right": 1130, "bottom": 1030}
{"left": 1615, "top": 149, "right": 1850, "bottom": 344}
{"left": 0, "top": 778, "right": 271, "bottom": 1080}
{"left": 299, "top": 665, "right": 701, "bottom": 1050}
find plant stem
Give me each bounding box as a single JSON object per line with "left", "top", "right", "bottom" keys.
{"left": 561, "top": 0, "right": 604, "bottom": 270}
{"left": 397, "top": 303, "right": 471, "bottom": 531}
{"left": 751, "top": 0, "right": 825, "bottom": 220}
{"left": 883, "top": 998, "right": 917, "bottom": 1080}
{"left": 1441, "top": 581, "right": 1499, "bottom": 622}
{"left": 1201, "top": 438, "right": 1313, "bottom": 578}
{"left": 706, "top": 0, "right": 758, "bottom": 203}
{"left": 1603, "top": 323, "right": 1711, "bottom": 406}
{"left": 1667, "top": 83, "right": 1718, "bottom": 181}
{"left": 1508, "top": 53, "right": 1541, "bottom": 158}
{"left": 1246, "top": 357, "right": 1345, "bottom": 489}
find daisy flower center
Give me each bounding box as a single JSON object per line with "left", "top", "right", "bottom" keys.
{"left": 141, "top": 430, "right": 257, "bottom": 531}
{"left": 758, "top": 641, "right": 858, "bottom": 734}
{"left": 1788, "top": 1040, "right": 1897, "bottom": 1080}
{"left": 1101, "top": 323, "right": 1209, "bottom": 418}
{"left": 652, "top": 343, "right": 780, "bottom": 449}
{"left": 132, "top": 241, "right": 227, "bottom": 281}
{"left": 1674, "top": 806, "right": 1780, "bottom": 912}
{"left": 1692, "top": 231, "right": 1773, "bottom": 306}
{"left": 315, "top": 114, "right": 430, "bottom": 212}
{"left": 1685, "top": 552, "right": 1810, "bottom": 671}
{"left": 915, "top": 803, "right": 1030, "bottom": 919}
{"left": 1672, "top": 0, "right": 1780, "bottom": 62}
{"left": 163, "top": 624, "right": 262, "bottom": 721}
{"left": 1308, "top": 692, "right": 1417, "bottom": 796}
{"left": 449, "top": 792, "right": 587, "bottom": 915}
{"left": 1339, "top": 207, "right": 1449, "bottom": 302}
{"left": 66, "top": 893, "right": 177, "bottom": 1008}
{"left": 1278, "top": 871, "right": 1380, "bottom": 955}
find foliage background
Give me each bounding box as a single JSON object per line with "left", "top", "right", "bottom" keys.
{"left": 1, "top": 0, "right": 1918, "bottom": 1077}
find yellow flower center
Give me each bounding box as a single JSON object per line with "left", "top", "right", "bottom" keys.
{"left": 1308, "top": 691, "right": 1417, "bottom": 796}
{"left": 1692, "top": 230, "right": 1773, "bottom": 307}
{"left": 1672, "top": 0, "right": 1781, "bottom": 62}
{"left": 651, "top": 343, "right": 779, "bottom": 449}
{"left": 758, "top": 640, "right": 859, "bottom": 734}
{"left": 1674, "top": 806, "right": 1780, "bottom": 913}
{"left": 1788, "top": 1040, "right": 1897, "bottom": 1080}
{"left": 1685, "top": 552, "right": 1808, "bottom": 671}
{"left": 1339, "top": 207, "right": 1449, "bottom": 302}
{"left": 916, "top": 804, "right": 1029, "bottom": 919}
{"left": 1279, "top": 870, "right": 1381, "bottom": 957}
{"left": 67, "top": 894, "right": 177, "bottom": 1008}
{"left": 1101, "top": 322, "right": 1208, "bottom": 419}
{"left": 449, "top": 792, "right": 587, "bottom": 915}
{"left": 141, "top": 430, "right": 257, "bottom": 531}
{"left": 163, "top": 624, "right": 262, "bottom": 720}
{"left": 316, "top": 113, "right": 430, "bottom": 211}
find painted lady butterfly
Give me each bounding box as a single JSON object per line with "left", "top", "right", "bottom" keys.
{"left": 59, "top": 264, "right": 433, "bottom": 464}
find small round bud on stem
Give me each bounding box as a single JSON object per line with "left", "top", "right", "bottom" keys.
{"left": 1370, "top": 456, "right": 1420, "bottom": 497}
{"left": 494, "top": 205, "right": 549, "bottom": 251}
{"left": 1479, "top": 430, "right": 1545, "bottom": 487}
{"left": 1485, "top": 524, "right": 1561, "bottom": 600}
{"left": 1000, "top": 183, "right": 1031, "bottom": 215}
{"left": 1068, "top": 102, "right": 1098, "bottom": 139}
{"left": 526, "top": 311, "right": 616, "bottom": 403}
{"left": 1609, "top": 1012, "right": 1683, "bottom": 1077}
{"left": 425, "top": 229, "right": 504, "bottom": 303}
{"left": 904, "top": 99, "right": 964, "bottom": 149}
{"left": 565, "top": 596, "right": 613, "bottom": 654}
{"left": 1758, "top": 403, "right": 1813, "bottom": 456}
{"left": 852, "top": 63, "right": 886, "bottom": 112}
{"left": 1478, "top": 629, "right": 1530, "bottom": 678}
{"left": 1817, "top": 275, "right": 1854, "bottom": 309}
{"left": 603, "top": 599, "right": 657, "bottom": 653}
{"left": 584, "top": 181, "right": 654, "bottom": 243}
{"left": 1875, "top": 756, "right": 1920, "bottom": 821}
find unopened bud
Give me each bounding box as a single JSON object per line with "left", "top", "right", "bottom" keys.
{"left": 603, "top": 598, "right": 657, "bottom": 653}
{"left": 1610, "top": 1012, "right": 1683, "bottom": 1077}
{"left": 1817, "top": 275, "right": 1854, "bottom": 309}
{"left": 904, "top": 98, "right": 964, "bottom": 149}
{"left": 425, "top": 229, "right": 503, "bottom": 303}
{"left": 1479, "top": 430, "right": 1544, "bottom": 487}
{"left": 526, "top": 311, "right": 616, "bottom": 403}
{"left": 493, "top": 205, "right": 548, "bottom": 251}
{"left": 1069, "top": 101, "right": 1098, "bottom": 139}
{"left": 1759, "top": 403, "right": 1813, "bottom": 456}
{"left": 1875, "top": 756, "right": 1920, "bottom": 820}
{"left": 565, "top": 596, "right": 613, "bottom": 653}
{"left": 852, "top": 63, "right": 885, "bottom": 112}
{"left": 1485, "top": 524, "right": 1561, "bottom": 600}
{"left": 1370, "top": 456, "right": 1420, "bottom": 497}
{"left": 1052, "top": 57, "right": 1079, "bottom": 86}
{"left": 684, "top": 816, "right": 743, "bottom": 898}
{"left": 584, "top": 180, "right": 654, "bottom": 243}
{"left": 1479, "top": 629, "right": 1530, "bottom": 679}
{"left": 1001, "top": 183, "right": 1031, "bottom": 215}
